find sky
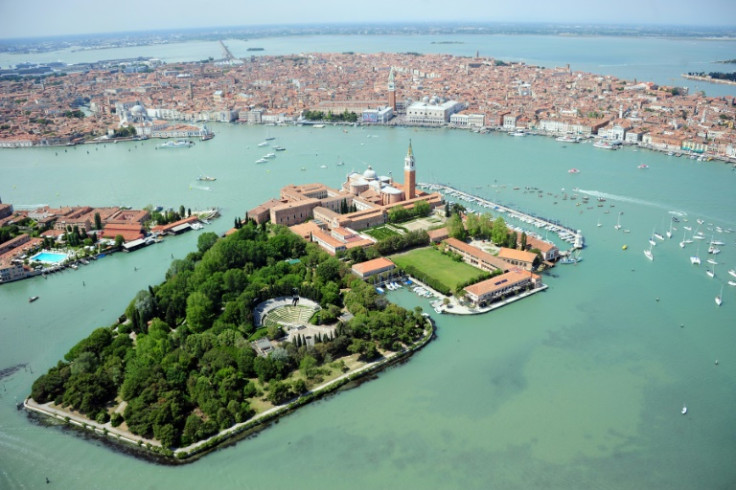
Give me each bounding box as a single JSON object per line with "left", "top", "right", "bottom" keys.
{"left": 1, "top": 0, "right": 735, "bottom": 39}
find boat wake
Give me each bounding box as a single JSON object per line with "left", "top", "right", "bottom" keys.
{"left": 189, "top": 185, "right": 211, "bottom": 192}
{"left": 576, "top": 189, "right": 686, "bottom": 215}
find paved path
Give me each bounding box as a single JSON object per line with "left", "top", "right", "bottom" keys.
{"left": 24, "top": 398, "right": 160, "bottom": 448}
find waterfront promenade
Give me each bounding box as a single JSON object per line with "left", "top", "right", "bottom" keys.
{"left": 24, "top": 319, "right": 434, "bottom": 461}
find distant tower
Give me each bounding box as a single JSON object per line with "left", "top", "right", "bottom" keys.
{"left": 388, "top": 67, "right": 396, "bottom": 112}
{"left": 619, "top": 104, "right": 623, "bottom": 119}
{"left": 404, "top": 140, "right": 416, "bottom": 201}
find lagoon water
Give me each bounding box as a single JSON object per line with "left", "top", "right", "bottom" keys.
{"left": 1, "top": 124, "right": 735, "bottom": 489}
{"left": 1, "top": 33, "right": 736, "bottom": 97}
{"left": 2, "top": 36, "right": 736, "bottom": 488}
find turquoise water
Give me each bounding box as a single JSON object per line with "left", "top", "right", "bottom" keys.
{"left": 30, "top": 251, "right": 67, "bottom": 264}
{"left": 1, "top": 127, "right": 735, "bottom": 488}
{"left": 1, "top": 33, "right": 735, "bottom": 96}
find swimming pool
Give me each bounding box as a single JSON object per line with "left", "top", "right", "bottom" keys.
{"left": 30, "top": 251, "right": 68, "bottom": 264}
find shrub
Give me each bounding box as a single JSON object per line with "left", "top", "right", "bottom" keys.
{"left": 110, "top": 412, "right": 124, "bottom": 427}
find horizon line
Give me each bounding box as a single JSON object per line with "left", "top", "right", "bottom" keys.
{"left": 2, "top": 21, "right": 736, "bottom": 43}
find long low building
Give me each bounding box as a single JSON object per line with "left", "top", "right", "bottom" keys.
{"left": 443, "top": 237, "right": 508, "bottom": 273}
{"left": 351, "top": 257, "right": 396, "bottom": 279}
{"left": 463, "top": 269, "right": 542, "bottom": 307}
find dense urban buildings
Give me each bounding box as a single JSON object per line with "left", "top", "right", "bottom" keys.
{"left": 1, "top": 52, "right": 735, "bottom": 159}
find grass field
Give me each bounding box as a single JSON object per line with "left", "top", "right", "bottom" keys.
{"left": 391, "top": 247, "right": 483, "bottom": 291}
{"left": 364, "top": 226, "right": 400, "bottom": 240}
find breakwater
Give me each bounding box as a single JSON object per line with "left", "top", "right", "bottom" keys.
{"left": 418, "top": 182, "right": 585, "bottom": 249}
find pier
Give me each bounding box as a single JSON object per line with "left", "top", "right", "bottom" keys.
{"left": 418, "top": 182, "right": 584, "bottom": 249}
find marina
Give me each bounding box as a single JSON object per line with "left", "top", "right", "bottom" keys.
{"left": 418, "top": 182, "right": 585, "bottom": 249}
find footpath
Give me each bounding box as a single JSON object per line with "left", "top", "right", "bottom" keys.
{"left": 24, "top": 320, "right": 434, "bottom": 462}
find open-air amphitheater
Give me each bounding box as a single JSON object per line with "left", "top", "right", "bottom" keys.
{"left": 254, "top": 297, "right": 335, "bottom": 343}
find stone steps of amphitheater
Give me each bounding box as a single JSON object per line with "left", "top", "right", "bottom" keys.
{"left": 264, "top": 305, "right": 318, "bottom": 326}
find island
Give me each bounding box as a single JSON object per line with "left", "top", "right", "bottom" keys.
{"left": 26, "top": 222, "right": 434, "bottom": 462}
{"left": 682, "top": 71, "right": 736, "bottom": 86}
{"left": 24, "top": 145, "right": 566, "bottom": 461}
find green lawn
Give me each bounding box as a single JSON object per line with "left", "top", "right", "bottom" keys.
{"left": 391, "top": 247, "right": 483, "bottom": 291}
{"left": 364, "top": 226, "right": 400, "bottom": 240}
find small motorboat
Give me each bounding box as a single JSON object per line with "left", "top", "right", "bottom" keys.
{"left": 681, "top": 405, "right": 687, "bottom": 415}
{"left": 28, "top": 296, "right": 39, "bottom": 303}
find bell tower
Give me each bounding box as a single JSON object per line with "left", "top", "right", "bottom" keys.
{"left": 388, "top": 67, "right": 396, "bottom": 113}
{"left": 403, "top": 140, "right": 415, "bottom": 200}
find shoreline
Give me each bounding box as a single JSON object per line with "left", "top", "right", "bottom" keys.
{"left": 682, "top": 74, "right": 736, "bottom": 86}
{"left": 24, "top": 317, "right": 435, "bottom": 463}
{"left": 395, "top": 274, "right": 549, "bottom": 315}
{"left": 4, "top": 122, "right": 734, "bottom": 165}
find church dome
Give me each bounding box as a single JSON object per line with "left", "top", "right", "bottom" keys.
{"left": 130, "top": 105, "right": 145, "bottom": 114}
{"left": 363, "top": 165, "right": 377, "bottom": 180}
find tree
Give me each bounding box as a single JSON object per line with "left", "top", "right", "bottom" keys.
{"left": 197, "top": 232, "right": 219, "bottom": 254}
{"left": 413, "top": 200, "right": 431, "bottom": 218}
{"left": 94, "top": 212, "right": 102, "bottom": 231}
{"left": 448, "top": 213, "right": 467, "bottom": 241}
{"left": 114, "top": 234, "right": 124, "bottom": 248}
{"left": 465, "top": 213, "right": 480, "bottom": 237}
{"left": 299, "top": 355, "right": 318, "bottom": 379}
{"left": 267, "top": 381, "right": 295, "bottom": 405}
{"left": 491, "top": 217, "right": 508, "bottom": 245}
{"left": 315, "top": 257, "right": 341, "bottom": 283}
{"left": 185, "top": 291, "right": 214, "bottom": 333}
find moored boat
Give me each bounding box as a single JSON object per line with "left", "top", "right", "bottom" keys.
{"left": 593, "top": 140, "right": 621, "bottom": 150}
{"left": 158, "top": 139, "right": 193, "bottom": 149}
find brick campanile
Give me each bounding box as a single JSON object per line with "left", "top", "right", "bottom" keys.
{"left": 404, "top": 140, "right": 415, "bottom": 200}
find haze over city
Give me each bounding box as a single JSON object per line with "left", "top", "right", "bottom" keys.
{"left": 2, "top": 0, "right": 736, "bottom": 39}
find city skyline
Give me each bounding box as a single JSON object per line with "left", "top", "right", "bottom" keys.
{"left": 1, "top": 0, "right": 736, "bottom": 39}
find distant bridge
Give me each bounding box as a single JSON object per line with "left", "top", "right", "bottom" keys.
{"left": 219, "top": 40, "right": 234, "bottom": 61}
